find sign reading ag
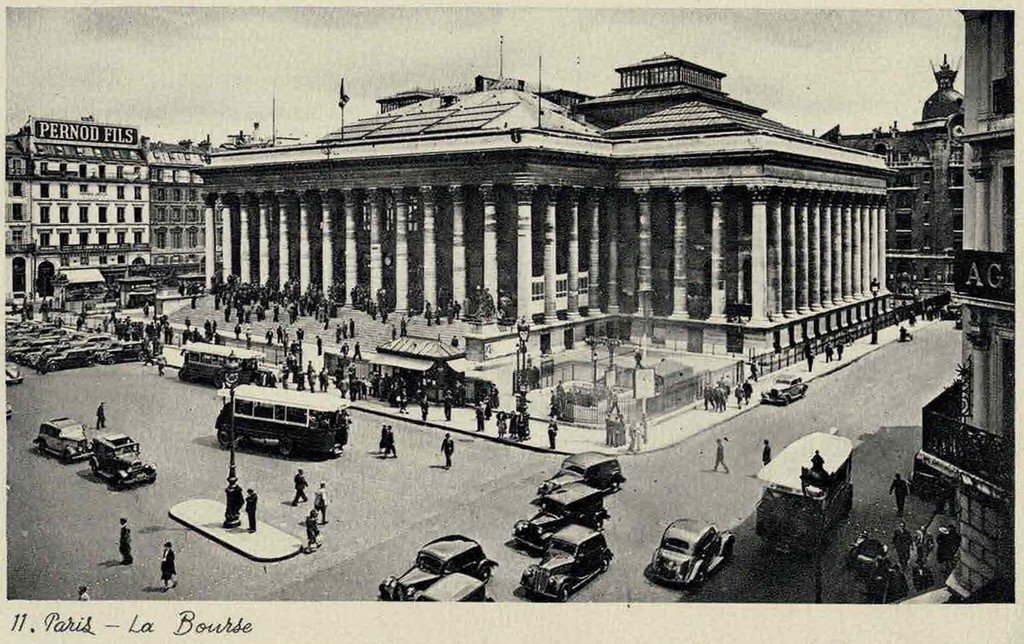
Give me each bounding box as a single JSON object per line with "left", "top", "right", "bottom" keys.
{"left": 33, "top": 119, "right": 138, "bottom": 146}
{"left": 954, "top": 250, "right": 1014, "bottom": 303}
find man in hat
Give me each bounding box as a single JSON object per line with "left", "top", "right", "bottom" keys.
{"left": 245, "top": 489, "right": 259, "bottom": 533}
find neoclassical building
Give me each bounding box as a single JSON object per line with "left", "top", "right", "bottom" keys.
{"left": 199, "top": 54, "right": 890, "bottom": 361}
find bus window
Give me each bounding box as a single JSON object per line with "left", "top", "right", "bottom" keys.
{"left": 285, "top": 407, "right": 308, "bottom": 425}
{"left": 254, "top": 402, "right": 274, "bottom": 419}
{"left": 274, "top": 406, "right": 286, "bottom": 421}
{"left": 236, "top": 400, "right": 254, "bottom": 416}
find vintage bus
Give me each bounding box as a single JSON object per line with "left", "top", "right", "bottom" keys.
{"left": 215, "top": 385, "right": 351, "bottom": 458}
{"left": 755, "top": 431, "right": 854, "bottom": 553}
{"left": 178, "top": 343, "right": 263, "bottom": 387}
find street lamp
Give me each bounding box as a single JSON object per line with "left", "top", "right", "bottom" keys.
{"left": 584, "top": 335, "right": 601, "bottom": 392}
{"left": 870, "top": 277, "right": 880, "bottom": 345}
{"left": 222, "top": 352, "right": 243, "bottom": 529}
{"left": 515, "top": 317, "right": 531, "bottom": 438}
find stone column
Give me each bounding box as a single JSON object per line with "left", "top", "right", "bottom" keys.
{"left": 637, "top": 187, "right": 652, "bottom": 293}
{"left": 864, "top": 199, "right": 874, "bottom": 290}
{"left": 420, "top": 186, "right": 436, "bottom": 308}
{"left": 451, "top": 185, "right": 466, "bottom": 310}
{"left": 842, "top": 196, "right": 853, "bottom": 301}
{"left": 299, "top": 193, "right": 311, "bottom": 289}
{"left": 393, "top": 188, "right": 408, "bottom": 315}
{"left": 878, "top": 202, "right": 888, "bottom": 292}
{"left": 203, "top": 199, "right": 216, "bottom": 288}
{"left": 783, "top": 193, "right": 797, "bottom": 316}
{"left": 852, "top": 200, "right": 862, "bottom": 298}
{"left": 868, "top": 199, "right": 878, "bottom": 286}
{"left": 239, "top": 197, "right": 251, "bottom": 283}
{"left": 749, "top": 187, "right": 769, "bottom": 321}
{"left": 769, "top": 197, "right": 783, "bottom": 316}
{"left": 277, "top": 193, "right": 290, "bottom": 285}
{"left": 671, "top": 188, "right": 688, "bottom": 318}
{"left": 832, "top": 194, "right": 843, "bottom": 305}
{"left": 368, "top": 188, "right": 382, "bottom": 298}
{"left": 543, "top": 187, "right": 557, "bottom": 321}
{"left": 514, "top": 185, "right": 534, "bottom": 319}
{"left": 343, "top": 191, "right": 357, "bottom": 300}
{"left": 321, "top": 195, "right": 334, "bottom": 293}
{"left": 221, "top": 202, "right": 234, "bottom": 277}
{"left": 708, "top": 186, "right": 726, "bottom": 321}
{"left": 566, "top": 187, "right": 581, "bottom": 319}
{"left": 821, "top": 194, "right": 833, "bottom": 305}
{"left": 480, "top": 184, "right": 498, "bottom": 301}
{"left": 588, "top": 188, "right": 602, "bottom": 314}
{"left": 258, "top": 196, "right": 270, "bottom": 285}
{"left": 809, "top": 192, "right": 821, "bottom": 310}
{"left": 605, "top": 190, "right": 619, "bottom": 314}
{"left": 796, "top": 193, "right": 809, "bottom": 314}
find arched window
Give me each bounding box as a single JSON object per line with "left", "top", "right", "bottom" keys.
{"left": 155, "top": 228, "right": 167, "bottom": 249}
{"left": 187, "top": 228, "right": 198, "bottom": 248}
{"left": 171, "top": 228, "right": 183, "bottom": 248}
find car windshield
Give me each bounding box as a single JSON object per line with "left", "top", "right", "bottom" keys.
{"left": 114, "top": 444, "right": 140, "bottom": 456}
{"left": 563, "top": 463, "right": 587, "bottom": 475}
{"left": 662, "top": 537, "right": 691, "bottom": 554}
{"left": 416, "top": 553, "right": 445, "bottom": 575}
{"left": 548, "top": 539, "right": 576, "bottom": 556}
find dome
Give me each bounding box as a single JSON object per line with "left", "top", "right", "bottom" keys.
{"left": 922, "top": 87, "right": 963, "bottom": 120}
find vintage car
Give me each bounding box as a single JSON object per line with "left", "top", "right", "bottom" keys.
{"left": 379, "top": 535, "right": 498, "bottom": 601}
{"left": 520, "top": 524, "right": 613, "bottom": 601}
{"left": 513, "top": 482, "right": 610, "bottom": 552}
{"left": 939, "top": 303, "right": 961, "bottom": 321}
{"left": 41, "top": 347, "right": 98, "bottom": 372}
{"left": 94, "top": 341, "right": 144, "bottom": 365}
{"left": 8, "top": 338, "right": 65, "bottom": 364}
{"left": 89, "top": 433, "right": 158, "bottom": 488}
{"left": 760, "top": 375, "right": 808, "bottom": 405}
{"left": 6, "top": 362, "right": 23, "bottom": 385}
{"left": 414, "top": 573, "right": 493, "bottom": 602}
{"left": 846, "top": 533, "right": 888, "bottom": 578}
{"left": 34, "top": 417, "right": 93, "bottom": 462}
{"left": 537, "top": 452, "right": 626, "bottom": 496}
{"left": 644, "top": 519, "right": 735, "bottom": 587}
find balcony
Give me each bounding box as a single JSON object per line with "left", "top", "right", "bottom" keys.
{"left": 5, "top": 242, "right": 35, "bottom": 254}
{"left": 41, "top": 243, "right": 150, "bottom": 256}
{"left": 921, "top": 381, "right": 1013, "bottom": 491}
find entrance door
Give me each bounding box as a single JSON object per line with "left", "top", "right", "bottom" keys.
{"left": 563, "top": 328, "right": 574, "bottom": 350}
{"left": 36, "top": 261, "right": 55, "bottom": 297}
{"left": 11, "top": 257, "right": 26, "bottom": 294}
{"left": 539, "top": 332, "right": 551, "bottom": 356}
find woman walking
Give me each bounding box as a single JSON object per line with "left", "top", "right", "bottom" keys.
{"left": 160, "top": 542, "right": 177, "bottom": 591}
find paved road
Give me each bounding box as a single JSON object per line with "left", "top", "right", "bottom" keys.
{"left": 6, "top": 321, "right": 959, "bottom": 602}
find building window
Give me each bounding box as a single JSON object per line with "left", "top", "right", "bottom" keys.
{"left": 79, "top": 206, "right": 89, "bottom": 223}
{"left": 188, "top": 189, "right": 197, "bottom": 201}
{"left": 59, "top": 162, "right": 67, "bottom": 175}
{"left": 1003, "top": 165, "right": 1014, "bottom": 252}
{"left": 116, "top": 232, "right": 126, "bottom": 245}
{"left": 155, "top": 229, "right": 166, "bottom": 248}
{"left": 40, "top": 184, "right": 50, "bottom": 198}
{"left": 59, "top": 206, "right": 69, "bottom": 223}
{"left": 98, "top": 231, "right": 108, "bottom": 245}
{"left": 79, "top": 255, "right": 90, "bottom": 266}
{"left": 116, "top": 186, "right": 125, "bottom": 199}
{"left": 78, "top": 232, "right": 89, "bottom": 246}
{"left": 11, "top": 229, "right": 23, "bottom": 245}
{"left": 11, "top": 203, "right": 24, "bottom": 221}
{"left": 59, "top": 232, "right": 70, "bottom": 247}
{"left": 134, "top": 186, "right": 142, "bottom": 200}
{"left": 172, "top": 208, "right": 182, "bottom": 222}
{"left": 171, "top": 228, "right": 183, "bottom": 247}
{"left": 60, "top": 256, "right": 69, "bottom": 267}
{"left": 157, "top": 188, "right": 165, "bottom": 201}
{"left": 98, "top": 165, "right": 106, "bottom": 179}
{"left": 12, "top": 182, "right": 22, "bottom": 197}
{"left": 187, "top": 228, "right": 198, "bottom": 248}
{"left": 79, "top": 163, "right": 87, "bottom": 177}
{"left": 116, "top": 166, "right": 123, "bottom": 179}
{"left": 117, "top": 255, "right": 126, "bottom": 265}
{"left": 134, "top": 206, "right": 143, "bottom": 223}
{"left": 133, "top": 231, "right": 143, "bottom": 245}
{"left": 39, "top": 232, "right": 51, "bottom": 247}
{"left": 116, "top": 207, "right": 126, "bottom": 223}
{"left": 98, "top": 184, "right": 107, "bottom": 194}
{"left": 39, "top": 205, "right": 51, "bottom": 223}
{"left": 60, "top": 184, "right": 69, "bottom": 198}
{"left": 99, "top": 255, "right": 108, "bottom": 265}
{"left": 80, "top": 184, "right": 89, "bottom": 195}
{"left": 173, "top": 188, "right": 182, "bottom": 201}
{"left": 98, "top": 206, "right": 108, "bottom": 223}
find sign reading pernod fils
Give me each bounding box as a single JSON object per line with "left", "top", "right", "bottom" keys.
{"left": 33, "top": 119, "right": 138, "bottom": 146}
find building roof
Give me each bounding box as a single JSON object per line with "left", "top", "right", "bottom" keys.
{"left": 62, "top": 268, "right": 106, "bottom": 285}
{"left": 615, "top": 53, "right": 726, "bottom": 79}
{"left": 603, "top": 99, "right": 810, "bottom": 141}
{"left": 376, "top": 337, "right": 465, "bottom": 360}
{"left": 320, "top": 88, "right": 599, "bottom": 142}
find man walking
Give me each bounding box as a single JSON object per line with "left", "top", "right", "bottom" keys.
{"left": 313, "top": 482, "right": 329, "bottom": 524}
{"left": 292, "top": 469, "right": 309, "bottom": 506}
{"left": 893, "top": 521, "right": 913, "bottom": 571}
{"left": 316, "top": 335, "right": 323, "bottom": 357}
{"left": 420, "top": 395, "right": 429, "bottom": 422}
{"left": 245, "top": 489, "right": 258, "bottom": 533}
{"left": 96, "top": 402, "right": 107, "bottom": 431}
{"left": 824, "top": 342, "right": 834, "bottom": 363}
{"left": 548, "top": 419, "right": 559, "bottom": 450}
{"left": 742, "top": 379, "right": 753, "bottom": 407}
{"left": 443, "top": 389, "right": 452, "bottom": 422}
{"left": 475, "top": 403, "right": 485, "bottom": 432}
{"left": 836, "top": 340, "right": 845, "bottom": 361}
{"left": 712, "top": 437, "right": 729, "bottom": 473}
{"left": 119, "top": 517, "right": 133, "bottom": 565}
{"left": 803, "top": 342, "right": 814, "bottom": 372}
{"left": 441, "top": 433, "right": 455, "bottom": 469}
{"left": 889, "top": 472, "right": 910, "bottom": 516}
{"left": 762, "top": 439, "right": 772, "bottom": 466}
{"left": 384, "top": 425, "right": 398, "bottom": 459}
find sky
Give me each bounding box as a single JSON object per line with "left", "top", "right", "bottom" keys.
{"left": 5, "top": 7, "right": 966, "bottom": 145}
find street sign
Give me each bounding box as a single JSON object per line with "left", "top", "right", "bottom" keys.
{"left": 634, "top": 367, "right": 656, "bottom": 399}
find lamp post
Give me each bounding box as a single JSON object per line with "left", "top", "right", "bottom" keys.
{"left": 870, "top": 277, "right": 880, "bottom": 345}
{"left": 515, "top": 317, "right": 531, "bottom": 438}
{"left": 584, "top": 335, "right": 600, "bottom": 392}
{"left": 222, "top": 352, "right": 243, "bottom": 529}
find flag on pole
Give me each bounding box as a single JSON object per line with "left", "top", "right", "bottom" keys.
{"left": 339, "top": 77, "right": 350, "bottom": 108}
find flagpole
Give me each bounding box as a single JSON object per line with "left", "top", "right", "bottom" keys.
{"left": 538, "top": 55, "right": 542, "bottom": 129}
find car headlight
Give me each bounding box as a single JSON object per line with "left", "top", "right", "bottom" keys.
{"left": 515, "top": 520, "right": 529, "bottom": 532}
{"left": 118, "top": 470, "right": 128, "bottom": 478}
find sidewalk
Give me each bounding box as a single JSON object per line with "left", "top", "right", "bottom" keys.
{"left": 168, "top": 499, "right": 304, "bottom": 562}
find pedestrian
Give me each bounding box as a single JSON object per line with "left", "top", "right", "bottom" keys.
{"left": 475, "top": 404, "right": 485, "bottom": 432}
{"left": 441, "top": 432, "right": 455, "bottom": 469}
{"left": 245, "top": 489, "right": 258, "bottom": 533}
{"left": 96, "top": 402, "right": 106, "bottom": 430}
{"left": 742, "top": 378, "right": 753, "bottom": 406}
{"left": 234, "top": 323, "right": 241, "bottom": 340}
{"left": 548, "top": 419, "right": 559, "bottom": 450}
{"left": 420, "top": 395, "right": 429, "bottom": 422}
{"left": 157, "top": 357, "right": 166, "bottom": 377}
{"left": 497, "top": 410, "right": 508, "bottom": 439}
{"left": 78, "top": 586, "right": 90, "bottom": 601}
{"left": 762, "top": 439, "right": 771, "bottom": 466}
{"left": 836, "top": 341, "right": 845, "bottom": 361}
{"left": 712, "top": 437, "right": 729, "bottom": 473}
{"left": 316, "top": 335, "right": 323, "bottom": 356}
{"left": 119, "top": 517, "right": 133, "bottom": 565}
{"left": 735, "top": 385, "right": 744, "bottom": 409}
{"left": 443, "top": 389, "right": 452, "bottom": 422}
{"left": 313, "top": 482, "right": 329, "bottom": 524}
{"left": 336, "top": 325, "right": 342, "bottom": 344}
{"left": 824, "top": 342, "right": 834, "bottom": 363}
{"left": 353, "top": 342, "right": 362, "bottom": 361}
{"left": 378, "top": 424, "right": 389, "bottom": 458}
{"left": 749, "top": 361, "right": 759, "bottom": 382}
{"left": 305, "top": 510, "right": 321, "bottom": 553}
{"left": 397, "top": 389, "right": 408, "bottom": 414}
{"left": 803, "top": 342, "right": 814, "bottom": 372}
{"left": 893, "top": 521, "right": 913, "bottom": 570}
{"left": 348, "top": 318, "right": 355, "bottom": 339}
{"left": 914, "top": 526, "right": 935, "bottom": 566}
{"left": 292, "top": 468, "right": 309, "bottom": 506}
{"left": 889, "top": 473, "right": 909, "bottom": 516}
{"left": 160, "top": 542, "right": 177, "bottom": 591}
{"left": 385, "top": 425, "right": 398, "bottom": 458}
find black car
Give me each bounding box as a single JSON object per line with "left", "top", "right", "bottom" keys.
{"left": 379, "top": 535, "right": 498, "bottom": 601}
{"left": 513, "top": 482, "right": 609, "bottom": 552}
{"left": 42, "top": 347, "right": 97, "bottom": 372}
{"left": 537, "top": 452, "right": 625, "bottom": 496}
{"left": 94, "top": 341, "right": 143, "bottom": 365}
{"left": 520, "top": 525, "right": 613, "bottom": 601}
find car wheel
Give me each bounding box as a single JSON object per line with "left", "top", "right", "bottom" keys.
{"left": 278, "top": 437, "right": 294, "bottom": 457}
{"left": 89, "top": 458, "right": 100, "bottom": 475}
{"left": 62, "top": 447, "right": 74, "bottom": 463}
{"left": 600, "top": 556, "right": 611, "bottom": 573}
{"left": 556, "top": 583, "right": 570, "bottom": 603}
{"left": 722, "top": 539, "right": 735, "bottom": 562}
{"left": 101, "top": 356, "right": 114, "bottom": 366}
{"left": 478, "top": 564, "right": 493, "bottom": 581}
{"left": 217, "top": 430, "right": 232, "bottom": 449}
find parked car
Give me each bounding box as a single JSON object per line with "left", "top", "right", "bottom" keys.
{"left": 89, "top": 433, "right": 157, "bottom": 488}
{"left": 379, "top": 535, "right": 498, "bottom": 601}
{"left": 41, "top": 347, "right": 98, "bottom": 372}
{"left": 414, "top": 572, "right": 493, "bottom": 602}
{"left": 513, "top": 482, "right": 609, "bottom": 552}
{"left": 520, "top": 525, "right": 613, "bottom": 601}
{"left": 940, "top": 303, "right": 961, "bottom": 321}
{"left": 760, "top": 375, "right": 808, "bottom": 405}
{"left": 537, "top": 452, "right": 626, "bottom": 496}
{"left": 33, "top": 417, "right": 93, "bottom": 462}
{"left": 6, "top": 362, "right": 23, "bottom": 385}
{"left": 94, "top": 341, "right": 144, "bottom": 365}
{"left": 644, "top": 519, "right": 735, "bottom": 587}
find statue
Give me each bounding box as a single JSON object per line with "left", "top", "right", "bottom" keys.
{"left": 479, "top": 288, "right": 496, "bottom": 321}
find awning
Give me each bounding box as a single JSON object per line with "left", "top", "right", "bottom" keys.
{"left": 63, "top": 268, "right": 106, "bottom": 285}
{"left": 370, "top": 353, "right": 434, "bottom": 372}
{"left": 445, "top": 358, "right": 475, "bottom": 373}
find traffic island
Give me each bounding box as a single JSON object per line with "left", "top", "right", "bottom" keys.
{"left": 169, "top": 499, "right": 303, "bottom": 562}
